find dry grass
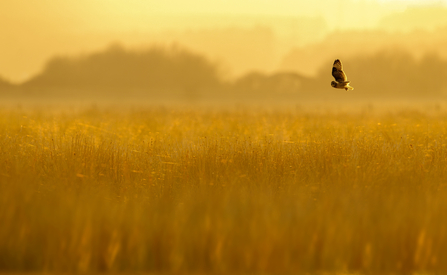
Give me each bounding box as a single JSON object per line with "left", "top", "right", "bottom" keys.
{"left": 1, "top": 104, "right": 447, "bottom": 274}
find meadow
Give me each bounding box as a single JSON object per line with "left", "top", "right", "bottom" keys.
{"left": 1, "top": 103, "right": 447, "bottom": 274}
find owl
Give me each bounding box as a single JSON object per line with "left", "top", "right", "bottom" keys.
{"left": 331, "top": 59, "right": 354, "bottom": 91}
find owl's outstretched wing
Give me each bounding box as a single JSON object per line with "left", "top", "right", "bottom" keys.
{"left": 332, "top": 59, "right": 348, "bottom": 83}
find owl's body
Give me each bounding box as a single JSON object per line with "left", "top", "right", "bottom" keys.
{"left": 331, "top": 59, "right": 354, "bottom": 91}
{"left": 331, "top": 80, "right": 354, "bottom": 91}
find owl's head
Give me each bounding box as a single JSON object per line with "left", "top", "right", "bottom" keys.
{"left": 331, "top": 81, "right": 337, "bottom": 88}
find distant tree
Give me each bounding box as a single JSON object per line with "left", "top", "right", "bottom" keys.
{"left": 0, "top": 76, "right": 13, "bottom": 91}
{"left": 280, "top": 25, "right": 447, "bottom": 80}
{"left": 22, "top": 44, "right": 223, "bottom": 93}
{"left": 417, "top": 52, "right": 447, "bottom": 92}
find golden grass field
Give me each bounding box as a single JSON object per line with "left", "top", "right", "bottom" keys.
{"left": 1, "top": 103, "right": 447, "bottom": 274}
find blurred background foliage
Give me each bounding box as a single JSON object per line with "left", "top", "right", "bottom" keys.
{"left": 3, "top": 3, "right": 447, "bottom": 100}
{"left": 2, "top": 43, "right": 447, "bottom": 98}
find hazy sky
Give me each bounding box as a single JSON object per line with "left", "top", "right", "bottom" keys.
{"left": 1, "top": 0, "right": 446, "bottom": 82}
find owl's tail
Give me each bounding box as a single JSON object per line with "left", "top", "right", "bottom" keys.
{"left": 345, "top": 84, "right": 354, "bottom": 91}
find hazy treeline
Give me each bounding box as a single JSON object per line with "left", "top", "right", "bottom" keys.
{"left": 1, "top": 42, "right": 447, "bottom": 98}
{"left": 280, "top": 26, "right": 447, "bottom": 77}
{"left": 310, "top": 49, "right": 447, "bottom": 96}
{"left": 20, "top": 44, "right": 221, "bottom": 93}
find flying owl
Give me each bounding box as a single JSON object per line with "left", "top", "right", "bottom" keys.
{"left": 331, "top": 59, "right": 354, "bottom": 91}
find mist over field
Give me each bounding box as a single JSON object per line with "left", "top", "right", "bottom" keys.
{"left": 2, "top": 2, "right": 447, "bottom": 102}
{"left": 3, "top": 40, "right": 447, "bottom": 102}
{"left": 2, "top": 12, "right": 447, "bottom": 102}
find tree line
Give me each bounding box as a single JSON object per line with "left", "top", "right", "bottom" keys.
{"left": 1, "top": 45, "right": 447, "bottom": 97}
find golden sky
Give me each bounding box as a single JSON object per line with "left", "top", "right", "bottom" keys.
{"left": 1, "top": 0, "right": 446, "bottom": 82}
